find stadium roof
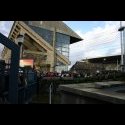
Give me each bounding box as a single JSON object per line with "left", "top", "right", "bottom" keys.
{"left": 83, "top": 55, "right": 121, "bottom": 64}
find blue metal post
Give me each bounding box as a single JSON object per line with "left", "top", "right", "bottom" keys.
{"left": 0, "top": 33, "right": 20, "bottom": 104}
{"left": 9, "top": 49, "right": 20, "bottom": 104}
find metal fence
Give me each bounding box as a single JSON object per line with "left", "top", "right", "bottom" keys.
{"left": 2, "top": 83, "right": 37, "bottom": 104}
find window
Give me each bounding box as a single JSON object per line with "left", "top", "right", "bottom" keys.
{"left": 29, "top": 26, "right": 53, "bottom": 45}
{"left": 55, "top": 60, "right": 68, "bottom": 73}
{"left": 56, "top": 33, "right": 70, "bottom": 58}
{"left": 62, "top": 52, "right": 69, "bottom": 57}
{"left": 40, "top": 21, "right": 43, "bottom": 25}
{"left": 62, "top": 47, "right": 68, "bottom": 52}
{"left": 29, "top": 21, "right": 33, "bottom": 25}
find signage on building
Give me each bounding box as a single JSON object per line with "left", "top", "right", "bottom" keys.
{"left": 20, "top": 59, "right": 34, "bottom": 68}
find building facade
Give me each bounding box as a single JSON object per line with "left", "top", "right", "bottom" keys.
{"left": 1, "top": 21, "right": 82, "bottom": 73}
{"left": 70, "top": 55, "right": 121, "bottom": 74}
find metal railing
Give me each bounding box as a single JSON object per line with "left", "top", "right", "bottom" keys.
{"left": 2, "top": 83, "right": 37, "bottom": 104}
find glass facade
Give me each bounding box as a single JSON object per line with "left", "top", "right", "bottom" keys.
{"left": 23, "top": 21, "right": 70, "bottom": 72}
{"left": 23, "top": 21, "right": 53, "bottom": 46}
{"left": 55, "top": 60, "right": 68, "bottom": 73}
{"left": 56, "top": 33, "right": 70, "bottom": 58}
{"left": 55, "top": 33, "right": 70, "bottom": 72}
{"left": 30, "top": 26, "right": 53, "bottom": 45}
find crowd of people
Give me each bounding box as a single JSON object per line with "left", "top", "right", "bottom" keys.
{"left": 35, "top": 69, "right": 125, "bottom": 81}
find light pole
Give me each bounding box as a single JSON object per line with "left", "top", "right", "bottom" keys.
{"left": 49, "top": 82, "right": 53, "bottom": 104}
{"left": 118, "top": 21, "right": 125, "bottom": 72}
{"left": 16, "top": 34, "right": 24, "bottom": 59}
{"left": 103, "top": 58, "right": 106, "bottom": 71}
{"left": 117, "top": 59, "right": 119, "bottom": 71}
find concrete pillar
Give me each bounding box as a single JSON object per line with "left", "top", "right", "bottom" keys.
{"left": 123, "top": 29, "right": 125, "bottom": 72}
{"left": 52, "top": 27, "right": 56, "bottom": 72}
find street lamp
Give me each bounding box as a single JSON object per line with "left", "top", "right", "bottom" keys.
{"left": 103, "top": 58, "right": 106, "bottom": 61}
{"left": 103, "top": 58, "right": 106, "bottom": 71}
{"left": 16, "top": 34, "right": 24, "bottom": 59}
{"left": 118, "top": 23, "right": 125, "bottom": 72}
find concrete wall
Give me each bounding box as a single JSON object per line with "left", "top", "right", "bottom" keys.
{"left": 60, "top": 91, "right": 110, "bottom": 104}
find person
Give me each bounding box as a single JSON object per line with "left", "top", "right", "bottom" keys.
{"left": 0, "top": 75, "right": 5, "bottom": 104}
{"left": 0, "top": 61, "right": 6, "bottom": 103}
{"left": 36, "top": 71, "right": 41, "bottom": 95}
{"left": 19, "top": 72, "right": 27, "bottom": 87}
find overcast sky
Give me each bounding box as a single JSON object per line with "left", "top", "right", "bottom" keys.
{"left": 0, "top": 21, "right": 124, "bottom": 67}
{"left": 64, "top": 21, "right": 125, "bottom": 68}
{"left": 0, "top": 21, "right": 13, "bottom": 58}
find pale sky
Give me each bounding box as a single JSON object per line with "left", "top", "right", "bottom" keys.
{"left": 0, "top": 21, "right": 124, "bottom": 68}
{"left": 64, "top": 21, "right": 123, "bottom": 68}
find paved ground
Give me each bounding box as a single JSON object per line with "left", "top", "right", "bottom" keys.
{"left": 32, "top": 92, "right": 60, "bottom": 104}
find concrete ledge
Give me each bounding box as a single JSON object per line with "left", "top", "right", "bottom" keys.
{"left": 59, "top": 81, "right": 125, "bottom": 104}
